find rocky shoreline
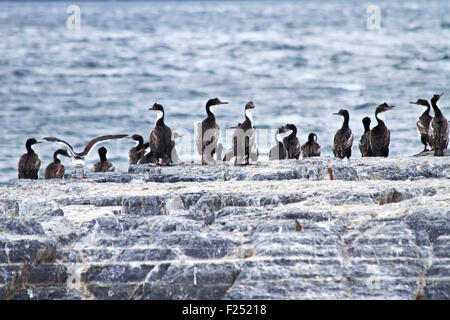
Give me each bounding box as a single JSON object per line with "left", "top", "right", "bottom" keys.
{"left": 0, "top": 157, "right": 449, "bottom": 299}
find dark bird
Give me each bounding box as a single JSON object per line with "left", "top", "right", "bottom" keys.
{"left": 301, "top": 133, "right": 321, "bottom": 158}
{"left": 332, "top": 109, "right": 353, "bottom": 159}
{"left": 368, "top": 103, "right": 395, "bottom": 157}
{"left": 195, "top": 98, "right": 228, "bottom": 164}
{"left": 410, "top": 98, "right": 433, "bottom": 152}
{"left": 224, "top": 101, "right": 258, "bottom": 165}
{"left": 18, "top": 138, "right": 42, "bottom": 179}
{"left": 269, "top": 127, "right": 287, "bottom": 160}
{"left": 92, "top": 147, "right": 115, "bottom": 172}
{"left": 359, "top": 117, "right": 372, "bottom": 157}
{"left": 137, "top": 142, "right": 155, "bottom": 165}
{"left": 44, "top": 134, "right": 128, "bottom": 178}
{"left": 280, "top": 124, "right": 300, "bottom": 159}
{"left": 149, "top": 103, "right": 175, "bottom": 165}
{"left": 44, "top": 149, "right": 70, "bottom": 179}
{"left": 127, "top": 134, "right": 145, "bottom": 165}
{"left": 428, "top": 93, "right": 448, "bottom": 156}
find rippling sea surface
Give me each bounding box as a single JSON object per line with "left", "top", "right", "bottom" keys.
{"left": 0, "top": 0, "right": 449, "bottom": 184}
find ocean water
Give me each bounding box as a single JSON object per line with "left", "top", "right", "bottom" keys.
{"left": 0, "top": 0, "right": 449, "bottom": 184}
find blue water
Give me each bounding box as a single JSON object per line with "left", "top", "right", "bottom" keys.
{"left": 0, "top": 0, "right": 449, "bottom": 184}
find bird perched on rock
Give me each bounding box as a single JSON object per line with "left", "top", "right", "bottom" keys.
{"left": 92, "top": 147, "right": 115, "bottom": 172}
{"left": 301, "top": 133, "right": 321, "bottom": 158}
{"left": 148, "top": 103, "right": 175, "bottom": 165}
{"left": 127, "top": 134, "right": 145, "bottom": 165}
{"left": 359, "top": 117, "right": 372, "bottom": 157}
{"left": 195, "top": 98, "right": 228, "bottom": 165}
{"left": 269, "top": 127, "right": 287, "bottom": 160}
{"left": 280, "top": 124, "right": 300, "bottom": 159}
{"left": 368, "top": 103, "right": 395, "bottom": 157}
{"left": 428, "top": 93, "right": 448, "bottom": 156}
{"left": 44, "top": 149, "right": 70, "bottom": 179}
{"left": 224, "top": 101, "right": 258, "bottom": 165}
{"left": 332, "top": 109, "right": 353, "bottom": 159}
{"left": 18, "top": 138, "right": 42, "bottom": 179}
{"left": 410, "top": 98, "right": 432, "bottom": 153}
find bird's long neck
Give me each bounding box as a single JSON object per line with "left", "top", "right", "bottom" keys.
{"left": 421, "top": 102, "right": 431, "bottom": 116}
{"left": 99, "top": 152, "right": 107, "bottom": 162}
{"left": 375, "top": 111, "right": 385, "bottom": 126}
{"left": 245, "top": 108, "right": 254, "bottom": 126}
{"left": 431, "top": 99, "right": 443, "bottom": 117}
{"left": 341, "top": 113, "right": 350, "bottom": 129}
{"left": 136, "top": 136, "right": 144, "bottom": 148}
{"left": 26, "top": 142, "right": 35, "bottom": 154}
{"left": 155, "top": 110, "right": 165, "bottom": 126}
{"left": 363, "top": 122, "right": 371, "bottom": 133}
{"left": 53, "top": 151, "right": 61, "bottom": 163}
{"left": 287, "top": 126, "right": 297, "bottom": 138}
{"left": 206, "top": 102, "right": 216, "bottom": 119}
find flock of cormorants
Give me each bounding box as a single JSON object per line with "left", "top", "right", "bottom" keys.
{"left": 17, "top": 93, "right": 448, "bottom": 179}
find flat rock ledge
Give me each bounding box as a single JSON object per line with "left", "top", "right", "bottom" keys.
{"left": 0, "top": 157, "right": 449, "bottom": 300}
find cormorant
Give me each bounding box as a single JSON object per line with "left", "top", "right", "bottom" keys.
{"left": 368, "top": 103, "right": 395, "bottom": 157}
{"left": 149, "top": 103, "right": 175, "bottom": 165}
{"left": 301, "top": 133, "right": 321, "bottom": 158}
{"left": 224, "top": 101, "right": 258, "bottom": 165}
{"left": 410, "top": 98, "right": 432, "bottom": 152}
{"left": 44, "top": 149, "right": 70, "bottom": 179}
{"left": 359, "top": 117, "right": 372, "bottom": 157}
{"left": 127, "top": 134, "right": 145, "bottom": 165}
{"left": 44, "top": 134, "right": 128, "bottom": 178}
{"left": 281, "top": 123, "right": 300, "bottom": 159}
{"left": 92, "top": 146, "right": 115, "bottom": 172}
{"left": 18, "top": 138, "right": 42, "bottom": 179}
{"left": 332, "top": 109, "right": 353, "bottom": 159}
{"left": 269, "top": 127, "right": 287, "bottom": 160}
{"left": 195, "top": 98, "right": 228, "bottom": 164}
{"left": 428, "top": 93, "right": 448, "bottom": 156}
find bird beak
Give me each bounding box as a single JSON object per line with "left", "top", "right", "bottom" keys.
{"left": 219, "top": 101, "right": 229, "bottom": 105}
{"left": 332, "top": 112, "right": 339, "bottom": 115}
{"left": 36, "top": 141, "right": 43, "bottom": 144}
{"left": 439, "top": 92, "right": 445, "bottom": 97}
{"left": 409, "top": 101, "right": 418, "bottom": 105}
{"left": 388, "top": 105, "right": 396, "bottom": 109}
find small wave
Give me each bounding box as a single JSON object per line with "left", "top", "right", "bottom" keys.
{"left": 271, "top": 44, "right": 305, "bottom": 51}
{"left": 441, "top": 22, "right": 450, "bottom": 29}
{"left": 12, "top": 69, "right": 30, "bottom": 77}
{"left": 354, "top": 102, "right": 375, "bottom": 110}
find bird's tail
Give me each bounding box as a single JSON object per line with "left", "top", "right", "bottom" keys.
{"left": 434, "top": 149, "right": 444, "bottom": 156}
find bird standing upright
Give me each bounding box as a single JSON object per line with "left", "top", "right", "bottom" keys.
{"left": 332, "top": 109, "right": 353, "bottom": 159}
{"left": 410, "top": 98, "right": 432, "bottom": 152}
{"left": 368, "top": 103, "right": 395, "bottom": 157}
{"left": 428, "top": 93, "right": 448, "bottom": 156}
{"left": 18, "top": 138, "right": 42, "bottom": 179}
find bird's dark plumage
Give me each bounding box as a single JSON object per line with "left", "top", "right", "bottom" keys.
{"left": 18, "top": 138, "right": 42, "bottom": 179}
{"left": 269, "top": 127, "right": 287, "bottom": 160}
{"left": 428, "top": 93, "right": 448, "bottom": 156}
{"left": 92, "top": 147, "right": 115, "bottom": 172}
{"left": 149, "top": 103, "right": 174, "bottom": 165}
{"left": 359, "top": 117, "right": 372, "bottom": 157}
{"left": 224, "top": 101, "right": 258, "bottom": 165}
{"left": 281, "top": 124, "right": 300, "bottom": 159}
{"left": 127, "top": 134, "right": 145, "bottom": 165}
{"left": 44, "top": 149, "right": 70, "bottom": 179}
{"left": 196, "top": 98, "right": 228, "bottom": 164}
{"left": 332, "top": 109, "right": 353, "bottom": 159}
{"left": 410, "top": 99, "right": 432, "bottom": 152}
{"left": 368, "top": 103, "right": 395, "bottom": 157}
{"left": 301, "top": 133, "right": 321, "bottom": 158}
